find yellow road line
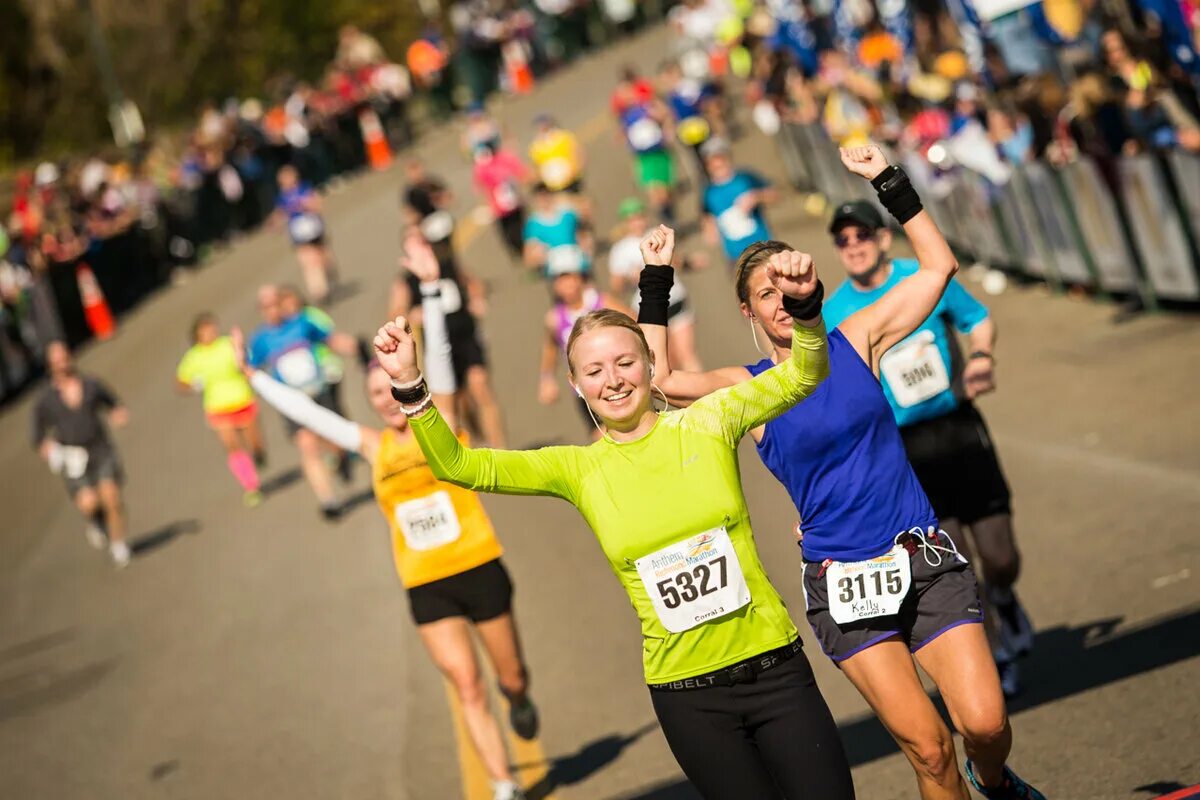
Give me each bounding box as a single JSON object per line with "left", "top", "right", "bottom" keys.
{"left": 443, "top": 668, "right": 554, "bottom": 800}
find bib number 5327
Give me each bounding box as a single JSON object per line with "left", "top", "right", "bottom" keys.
{"left": 656, "top": 555, "right": 729, "bottom": 609}
{"left": 636, "top": 526, "right": 751, "bottom": 633}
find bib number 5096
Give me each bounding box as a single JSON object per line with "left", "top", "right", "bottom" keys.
{"left": 656, "top": 555, "right": 728, "bottom": 609}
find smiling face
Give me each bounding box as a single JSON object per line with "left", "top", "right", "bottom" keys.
{"left": 833, "top": 223, "right": 890, "bottom": 280}
{"left": 366, "top": 365, "right": 409, "bottom": 430}
{"left": 567, "top": 321, "right": 654, "bottom": 430}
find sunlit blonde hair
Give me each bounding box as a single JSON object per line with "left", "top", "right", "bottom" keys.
{"left": 565, "top": 309, "right": 652, "bottom": 377}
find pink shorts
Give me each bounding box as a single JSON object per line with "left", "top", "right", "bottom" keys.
{"left": 207, "top": 402, "right": 258, "bottom": 429}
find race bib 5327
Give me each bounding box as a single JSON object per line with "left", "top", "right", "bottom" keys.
{"left": 635, "top": 526, "right": 751, "bottom": 633}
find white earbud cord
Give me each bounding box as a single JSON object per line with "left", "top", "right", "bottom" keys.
{"left": 749, "top": 318, "right": 769, "bottom": 357}
{"left": 894, "top": 526, "right": 961, "bottom": 568}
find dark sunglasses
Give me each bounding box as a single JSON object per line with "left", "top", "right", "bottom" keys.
{"left": 833, "top": 228, "right": 876, "bottom": 248}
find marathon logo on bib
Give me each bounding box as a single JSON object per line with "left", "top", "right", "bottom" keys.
{"left": 826, "top": 546, "right": 912, "bottom": 624}
{"left": 395, "top": 491, "right": 462, "bottom": 551}
{"left": 635, "top": 526, "right": 751, "bottom": 633}
{"left": 879, "top": 330, "right": 951, "bottom": 408}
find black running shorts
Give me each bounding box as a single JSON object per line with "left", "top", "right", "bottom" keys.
{"left": 449, "top": 331, "right": 488, "bottom": 387}
{"left": 802, "top": 531, "right": 983, "bottom": 663}
{"left": 407, "top": 559, "right": 513, "bottom": 626}
{"left": 900, "top": 402, "right": 1012, "bottom": 525}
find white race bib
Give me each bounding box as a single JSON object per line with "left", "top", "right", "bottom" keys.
{"left": 275, "top": 348, "right": 320, "bottom": 389}
{"left": 880, "top": 330, "right": 951, "bottom": 408}
{"left": 394, "top": 491, "right": 462, "bottom": 551}
{"left": 826, "top": 545, "right": 912, "bottom": 624}
{"left": 540, "top": 158, "right": 574, "bottom": 190}
{"left": 546, "top": 244, "right": 585, "bottom": 275}
{"left": 627, "top": 118, "right": 663, "bottom": 151}
{"left": 493, "top": 181, "right": 520, "bottom": 213}
{"left": 437, "top": 278, "right": 464, "bottom": 314}
{"left": 48, "top": 444, "right": 90, "bottom": 480}
{"left": 420, "top": 210, "right": 455, "bottom": 243}
{"left": 636, "top": 526, "right": 751, "bottom": 633}
{"left": 288, "top": 213, "right": 323, "bottom": 243}
{"left": 717, "top": 205, "right": 757, "bottom": 241}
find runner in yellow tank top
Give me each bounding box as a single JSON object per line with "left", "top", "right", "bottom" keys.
{"left": 236, "top": 235, "right": 536, "bottom": 800}
{"left": 374, "top": 426, "right": 502, "bottom": 588}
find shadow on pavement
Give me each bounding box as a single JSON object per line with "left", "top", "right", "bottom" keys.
{"left": 1136, "top": 782, "right": 1200, "bottom": 797}
{"left": 0, "top": 629, "right": 76, "bottom": 664}
{"left": 130, "top": 519, "right": 201, "bottom": 558}
{"left": 520, "top": 721, "right": 660, "bottom": 800}
{"left": 0, "top": 658, "right": 118, "bottom": 720}
{"left": 838, "top": 606, "right": 1200, "bottom": 768}
{"left": 337, "top": 487, "right": 376, "bottom": 516}
{"left": 259, "top": 467, "right": 303, "bottom": 497}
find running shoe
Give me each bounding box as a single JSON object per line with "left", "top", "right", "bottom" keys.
{"left": 85, "top": 523, "right": 107, "bottom": 550}
{"left": 243, "top": 490, "right": 263, "bottom": 508}
{"left": 253, "top": 450, "right": 268, "bottom": 469}
{"left": 320, "top": 502, "right": 342, "bottom": 522}
{"left": 508, "top": 695, "right": 540, "bottom": 741}
{"left": 997, "top": 658, "right": 1021, "bottom": 699}
{"left": 965, "top": 761, "right": 1047, "bottom": 800}
{"left": 491, "top": 781, "right": 526, "bottom": 800}
{"left": 988, "top": 586, "right": 1035, "bottom": 657}
{"left": 109, "top": 541, "right": 132, "bottom": 569}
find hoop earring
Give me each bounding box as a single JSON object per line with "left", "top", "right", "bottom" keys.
{"left": 749, "top": 318, "right": 769, "bottom": 357}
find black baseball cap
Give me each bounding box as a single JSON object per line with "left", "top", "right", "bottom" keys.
{"left": 829, "top": 200, "right": 884, "bottom": 234}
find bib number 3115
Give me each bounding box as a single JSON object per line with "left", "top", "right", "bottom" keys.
{"left": 635, "top": 526, "right": 751, "bottom": 633}
{"left": 826, "top": 545, "right": 912, "bottom": 624}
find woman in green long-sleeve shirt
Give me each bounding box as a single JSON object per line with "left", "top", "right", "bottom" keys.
{"left": 372, "top": 232, "right": 855, "bottom": 799}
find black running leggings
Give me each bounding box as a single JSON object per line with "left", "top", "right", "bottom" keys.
{"left": 650, "top": 652, "right": 855, "bottom": 799}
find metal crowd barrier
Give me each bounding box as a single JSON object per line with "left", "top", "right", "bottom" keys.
{"left": 776, "top": 121, "right": 1200, "bottom": 306}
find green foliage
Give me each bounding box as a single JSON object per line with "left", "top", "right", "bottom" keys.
{"left": 0, "top": 0, "right": 433, "bottom": 166}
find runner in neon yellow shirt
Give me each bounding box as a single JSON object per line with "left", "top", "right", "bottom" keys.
{"left": 176, "top": 313, "right": 265, "bottom": 506}
{"left": 372, "top": 229, "right": 854, "bottom": 799}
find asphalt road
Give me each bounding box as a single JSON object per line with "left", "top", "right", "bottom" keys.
{"left": 2, "top": 26, "right": 1199, "bottom": 800}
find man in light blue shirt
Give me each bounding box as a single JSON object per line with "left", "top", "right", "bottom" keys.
{"left": 822, "top": 200, "right": 1033, "bottom": 698}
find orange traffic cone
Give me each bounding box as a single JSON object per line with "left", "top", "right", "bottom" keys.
{"left": 76, "top": 262, "right": 115, "bottom": 340}
{"left": 359, "top": 108, "right": 392, "bottom": 171}
{"left": 503, "top": 40, "right": 535, "bottom": 94}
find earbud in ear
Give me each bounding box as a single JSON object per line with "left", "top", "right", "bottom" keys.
{"left": 649, "top": 364, "right": 656, "bottom": 379}
{"left": 572, "top": 384, "right": 584, "bottom": 399}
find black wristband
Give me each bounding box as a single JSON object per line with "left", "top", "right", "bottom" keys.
{"left": 781, "top": 280, "right": 825, "bottom": 322}
{"left": 391, "top": 379, "right": 428, "bottom": 405}
{"left": 636, "top": 265, "right": 675, "bottom": 327}
{"left": 871, "top": 165, "right": 923, "bottom": 225}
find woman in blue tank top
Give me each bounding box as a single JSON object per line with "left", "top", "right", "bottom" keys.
{"left": 637, "top": 146, "right": 1044, "bottom": 800}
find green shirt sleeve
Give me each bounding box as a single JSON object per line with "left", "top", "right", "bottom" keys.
{"left": 411, "top": 406, "right": 580, "bottom": 503}
{"left": 683, "top": 321, "right": 829, "bottom": 447}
